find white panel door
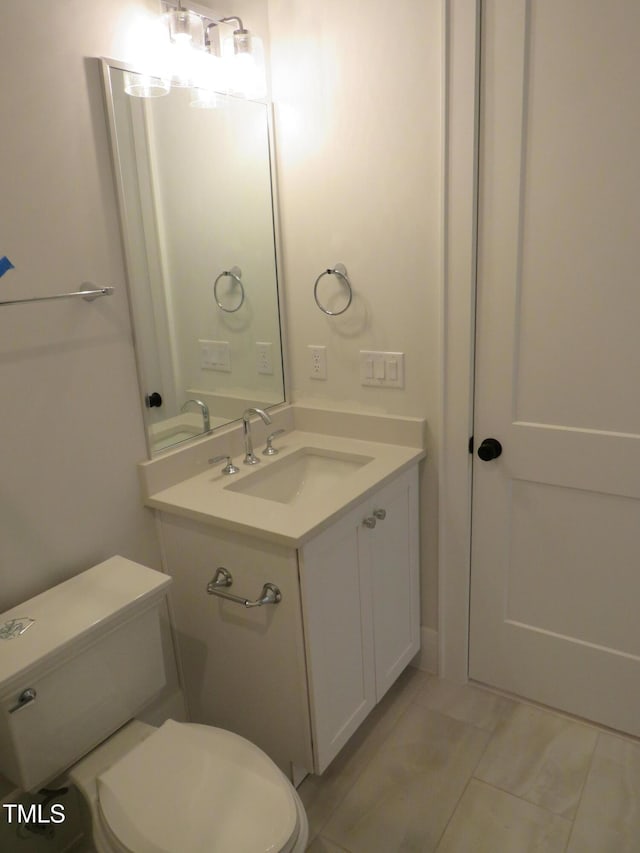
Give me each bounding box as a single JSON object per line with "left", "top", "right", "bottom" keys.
{"left": 470, "top": 0, "right": 640, "bottom": 735}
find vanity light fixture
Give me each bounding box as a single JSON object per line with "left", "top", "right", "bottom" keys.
{"left": 126, "top": 1, "right": 266, "bottom": 103}
{"left": 190, "top": 21, "right": 224, "bottom": 108}
{"left": 165, "top": 1, "right": 204, "bottom": 88}
{"left": 219, "top": 16, "right": 266, "bottom": 100}
{"left": 166, "top": 2, "right": 204, "bottom": 47}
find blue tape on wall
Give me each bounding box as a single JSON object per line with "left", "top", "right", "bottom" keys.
{"left": 0, "top": 256, "right": 15, "bottom": 278}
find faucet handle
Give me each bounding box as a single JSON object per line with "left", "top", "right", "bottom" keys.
{"left": 208, "top": 455, "right": 240, "bottom": 475}
{"left": 263, "top": 429, "right": 286, "bottom": 456}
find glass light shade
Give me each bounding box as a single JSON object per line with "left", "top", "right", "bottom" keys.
{"left": 166, "top": 8, "right": 204, "bottom": 48}
{"left": 123, "top": 12, "right": 173, "bottom": 97}
{"left": 222, "top": 34, "right": 266, "bottom": 99}
{"left": 190, "top": 51, "right": 224, "bottom": 106}
{"left": 123, "top": 71, "right": 170, "bottom": 98}
{"left": 190, "top": 88, "right": 219, "bottom": 109}
{"left": 168, "top": 40, "right": 200, "bottom": 88}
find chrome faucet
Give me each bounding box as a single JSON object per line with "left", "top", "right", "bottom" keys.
{"left": 242, "top": 407, "right": 272, "bottom": 464}
{"left": 181, "top": 398, "right": 211, "bottom": 433}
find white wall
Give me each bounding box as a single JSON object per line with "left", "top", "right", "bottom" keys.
{"left": 0, "top": 0, "right": 194, "bottom": 801}
{"left": 268, "top": 0, "right": 443, "bottom": 631}
{"left": 0, "top": 0, "right": 443, "bottom": 642}
{"left": 0, "top": 0, "right": 164, "bottom": 609}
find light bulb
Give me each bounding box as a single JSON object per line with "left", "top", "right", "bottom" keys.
{"left": 162, "top": 6, "right": 205, "bottom": 87}
{"left": 190, "top": 51, "right": 224, "bottom": 108}
{"left": 168, "top": 40, "right": 200, "bottom": 87}
{"left": 166, "top": 8, "right": 204, "bottom": 48}
{"left": 222, "top": 33, "right": 266, "bottom": 99}
{"left": 122, "top": 13, "right": 172, "bottom": 96}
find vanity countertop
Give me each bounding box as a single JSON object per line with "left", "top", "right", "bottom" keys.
{"left": 144, "top": 430, "right": 425, "bottom": 547}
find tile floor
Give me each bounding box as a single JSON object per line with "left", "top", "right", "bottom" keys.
{"left": 300, "top": 667, "right": 640, "bottom": 852}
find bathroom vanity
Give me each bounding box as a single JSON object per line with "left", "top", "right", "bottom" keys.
{"left": 143, "top": 426, "right": 424, "bottom": 776}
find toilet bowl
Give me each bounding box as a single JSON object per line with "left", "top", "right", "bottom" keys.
{"left": 0, "top": 557, "right": 308, "bottom": 853}
{"left": 70, "top": 719, "right": 308, "bottom": 853}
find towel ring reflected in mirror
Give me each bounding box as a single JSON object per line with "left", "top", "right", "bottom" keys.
{"left": 213, "top": 266, "right": 245, "bottom": 313}
{"left": 313, "top": 264, "right": 353, "bottom": 316}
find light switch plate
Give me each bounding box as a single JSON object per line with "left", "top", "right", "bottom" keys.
{"left": 359, "top": 351, "right": 404, "bottom": 388}
{"left": 199, "top": 339, "right": 231, "bottom": 372}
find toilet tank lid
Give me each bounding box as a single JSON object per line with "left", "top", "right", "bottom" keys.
{"left": 0, "top": 557, "right": 171, "bottom": 694}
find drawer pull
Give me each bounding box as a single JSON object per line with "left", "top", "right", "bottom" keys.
{"left": 373, "top": 508, "right": 386, "bottom": 520}
{"left": 9, "top": 688, "right": 37, "bottom": 714}
{"left": 206, "top": 567, "right": 282, "bottom": 607}
{"left": 362, "top": 516, "right": 377, "bottom": 529}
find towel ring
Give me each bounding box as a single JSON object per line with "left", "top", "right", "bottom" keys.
{"left": 313, "top": 264, "right": 353, "bottom": 316}
{"left": 213, "top": 267, "right": 245, "bottom": 313}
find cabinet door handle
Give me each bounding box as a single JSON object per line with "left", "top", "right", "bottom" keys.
{"left": 362, "top": 516, "right": 377, "bottom": 529}
{"left": 206, "top": 567, "right": 282, "bottom": 607}
{"left": 9, "top": 688, "right": 37, "bottom": 714}
{"left": 373, "top": 508, "right": 386, "bottom": 521}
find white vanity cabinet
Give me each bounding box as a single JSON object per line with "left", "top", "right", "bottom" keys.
{"left": 158, "top": 515, "right": 314, "bottom": 774}
{"left": 299, "top": 465, "right": 420, "bottom": 771}
{"left": 158, "top": 463, "right": 420, "bottom": 776}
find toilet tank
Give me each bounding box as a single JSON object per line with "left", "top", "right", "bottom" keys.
{"left": 0, "top": 557, "right": 172, "bottom": 791}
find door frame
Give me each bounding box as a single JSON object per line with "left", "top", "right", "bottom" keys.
{"left": 438, "top": 0, "right": 481, "bottom": 682}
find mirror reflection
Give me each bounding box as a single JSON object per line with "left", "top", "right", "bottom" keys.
{"left": 102, "top": 63, "right": 285, "bottom": 454}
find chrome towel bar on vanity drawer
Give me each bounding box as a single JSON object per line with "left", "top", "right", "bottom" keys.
{"left": 206, "top": 567, "right": 282, "bottom": 608}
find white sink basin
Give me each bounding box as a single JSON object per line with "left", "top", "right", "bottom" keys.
{"left": 225, "top": 447, "right": 373, "bottom": 504}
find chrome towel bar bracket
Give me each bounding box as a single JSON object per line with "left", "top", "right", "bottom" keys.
{"left": 0, "top": 283, "right": 114, "bottom": 307}
{"left": 206, "top": 567, "right": 282, "bottom": 607}
{"left": 313, "top": 263, "right": 353, "bottom": 316}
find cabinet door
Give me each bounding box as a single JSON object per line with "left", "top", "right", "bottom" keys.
{"left": 299, "top": 507, "right": 376, "bottom": 773}
{"left": 159, "top": 513, "right": 313, "bottom": 775}
{"left": 364, "top": 466, "right": 420, "bottom": 700}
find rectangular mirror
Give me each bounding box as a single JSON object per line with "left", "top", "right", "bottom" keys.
{"left": 101, "top": 59, "right": 285, "bottom": 455}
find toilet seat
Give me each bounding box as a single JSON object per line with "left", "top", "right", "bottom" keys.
{"left": 94, "top": 720, "right": 300, "bottom": 853}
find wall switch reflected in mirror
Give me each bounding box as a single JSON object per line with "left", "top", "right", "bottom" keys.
{"left": 200, "top": 340, "right": 231, "bottom": 372}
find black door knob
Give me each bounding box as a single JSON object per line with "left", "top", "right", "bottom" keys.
{"left": 145, "top": 392, "right": 163, "bottom": 408}
{"left": 477, "top": 437, "right": 502, "bottom": 461}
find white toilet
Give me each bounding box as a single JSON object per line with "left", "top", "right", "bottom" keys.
{"left": 0, "top": 556, "right": 308, "bottom": 852}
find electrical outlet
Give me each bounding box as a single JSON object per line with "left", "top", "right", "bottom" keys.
{"left": 308, "top": 345, "right": 327, "bottom": 380}
{"left": 256, "top": 341, "right": 273, "bottom": 375}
